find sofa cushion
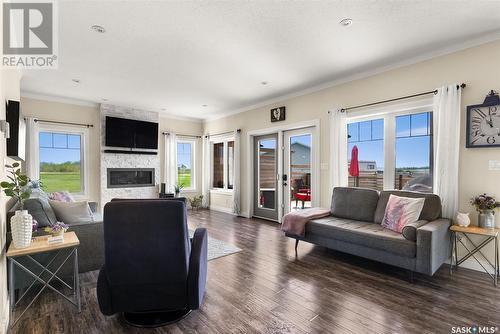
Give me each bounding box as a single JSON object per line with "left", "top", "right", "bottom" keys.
{"left": 49, "top": 200, "right": 94, "bottom": 224}
{"left": 374, "top": 190, "right": 441, "bottom": 224}
{"left": 23, "top": 189, "right": 57, "bottom": 227}
{"left": 306, "top": 217, "right": 416, "bottom": 257}
{"left": 330, "top": 187, "right": 379, "bottom": 222}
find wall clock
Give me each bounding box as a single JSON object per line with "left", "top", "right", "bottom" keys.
{"left": 466, "top": 90, "right": 500, "bottom": 148}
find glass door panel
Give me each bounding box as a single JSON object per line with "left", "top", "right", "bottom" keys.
{"left": 253, "top": 134, "right": 278, "bottom": 220}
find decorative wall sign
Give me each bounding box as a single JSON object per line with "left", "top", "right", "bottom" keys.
{"left": 466, "top": 90, "right": 500, "bottom": 148}
{"left": 270, "top": 106, "right": 286, "bottom": 122}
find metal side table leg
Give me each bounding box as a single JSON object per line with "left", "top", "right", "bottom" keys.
{"left": 8, "top": 258, "right": 14, "bottom": 327}
{"left": 74, "top": 248, "right": 81, "bottom": 312}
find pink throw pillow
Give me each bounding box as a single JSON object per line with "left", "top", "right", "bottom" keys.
{"left": 49, "top": 191, "right": 75, "bottom": 202}
{"left": 381, "top": 194, "right": 425, "bottom": 233}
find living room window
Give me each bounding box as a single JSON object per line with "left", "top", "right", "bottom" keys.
{"left": 38, "top": 124, "right": 89, "bottom": 196}
{"left": 348, "top": 119, "right": 384, "bottom": 190}
{"left": 211, "top": 138, "right": 234, "bottom": 190}
{"left": 346, "top": 110, "right": 433, "bottom": 192}
{"left": 176, "top": 139, "right": 195, "bottom": 191}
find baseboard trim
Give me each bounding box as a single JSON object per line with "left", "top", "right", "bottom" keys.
{"left": 209, "top": 205, "right": 234, "bottom": 214}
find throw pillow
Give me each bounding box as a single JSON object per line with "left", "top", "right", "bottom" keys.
{"left": 49, "top": 191, "right": 75, "bottom": 202}
{"left": 381, "top": 194, "right": 425, "bottom": 234}
{"left": 22, "top": 189, "right": 57, "bottom": 227}
{"left": 49, "top": 200, "right": 94, "bottom": 224}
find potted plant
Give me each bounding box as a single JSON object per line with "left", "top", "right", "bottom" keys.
{"left": 174, "top": 184, "right": 184, "bottom": 197}
{"left": 1, "top": 163, "right": 33, "bottom": 248}
{"left": 188, "top": 195, "right": 204, "bottom": 211}
{"left": 470, "top": 193, "right": 500, "bottom": 229}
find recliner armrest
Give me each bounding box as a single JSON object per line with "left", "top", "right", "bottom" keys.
{"left": 187, "top": 228, "right": 208, "bottom": 310}
{"left": 416, "top": 218, "right": 451, "bottom": 276}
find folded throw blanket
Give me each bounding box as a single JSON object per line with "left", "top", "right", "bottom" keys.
{"left": 281, "top": 208, "right": 331, "bottom": 237}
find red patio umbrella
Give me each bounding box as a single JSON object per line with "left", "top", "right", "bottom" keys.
{"left": 349, "top": 145, "right": 360, "bottom": 187}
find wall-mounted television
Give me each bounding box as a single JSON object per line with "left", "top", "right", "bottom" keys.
{"left": 105, "top": 116, "right": 158, "bottom": 150}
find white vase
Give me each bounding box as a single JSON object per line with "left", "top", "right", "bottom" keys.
{"left": 456, "top": 212, "right": 470, "bottom": 227}
{"left": 10, "top": 210, "right": 33, "bottom": 248}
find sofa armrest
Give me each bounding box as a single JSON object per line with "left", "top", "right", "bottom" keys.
{"left": 187, "top": 228, "right": 208, "bottom": 310}
{"left": 416, "top": 218, "right": 451, "bottom": 276}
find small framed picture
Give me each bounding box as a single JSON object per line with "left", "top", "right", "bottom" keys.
{"left": 271, "top": 106, "right": 286, "bottom": 122}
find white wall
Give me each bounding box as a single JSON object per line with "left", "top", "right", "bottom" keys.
{"left": 204, "top": 40, "right": 500, "bottom": 271}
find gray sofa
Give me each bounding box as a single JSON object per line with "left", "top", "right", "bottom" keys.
{"left": 7, "top": 190, "right": 104, "bottom": 297}
{"left": 286, "top": 187, "right": 451, "bottom": 276}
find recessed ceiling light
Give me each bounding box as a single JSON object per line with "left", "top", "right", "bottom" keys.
{"left": 261, "top": 81, "right": 268, "bottom": 85}
{"left": 161, "top": 108, "right": 166, "bottom": 111}
{"left": 72, "top": 79, "right": 80, "bottom": 84}
{"left": 91, "top": 25, "right": 106, "bottom": 33}
{"left": 102, "top": 98, "right": 108, "bottom": 102}
{"left": 202, "top": 104, "right": 208, "bottom": 107}
{"left": 339, "top": 18, "right": 353, "bottom": 27}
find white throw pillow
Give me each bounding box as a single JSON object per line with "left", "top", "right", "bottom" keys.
{"left": 381, "top": 194, "right": 425, "bottom": 233}
{"left": 49, "top": 200, "right": 94, "bottom": 224}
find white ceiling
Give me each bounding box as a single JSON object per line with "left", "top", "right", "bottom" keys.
{"left": 21, "top": 1, "right": 500, "bottom": 120}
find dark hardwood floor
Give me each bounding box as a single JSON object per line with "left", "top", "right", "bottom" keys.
{"left": 10, "top": 209, "right": 500, "bottom": 334}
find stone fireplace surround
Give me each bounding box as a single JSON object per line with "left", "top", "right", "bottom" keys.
{"left": 100, "top": 104, "right": 160, "bottom": 206}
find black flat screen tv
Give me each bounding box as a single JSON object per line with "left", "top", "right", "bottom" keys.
{"left": 105, "top": 116, "right": 158, "bottom": 149}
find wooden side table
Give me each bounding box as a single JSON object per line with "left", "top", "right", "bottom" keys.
{"left": 450, "top": 225, "right": 499, "bottom": 286}
{"left": 7, "top": 232, "right": 81, "bottom": 328}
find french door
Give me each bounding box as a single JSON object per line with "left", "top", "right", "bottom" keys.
{"left": 283, "top": 127, "right": 316, "bottom": 215}
{"left": 252, "top": 126, "right": 317, "bottom": 221}
{"left": 253, "top": 134, "right": 279, "bottom": 221}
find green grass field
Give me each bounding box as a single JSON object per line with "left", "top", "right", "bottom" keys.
{"left": 40, "top": 172, "right": 81, "bottom": 193}
{"left": 178, "top": 173, "right": 191, "bottom": 188}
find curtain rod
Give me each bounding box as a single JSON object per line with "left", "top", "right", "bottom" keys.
{"left": 335, "top": 83, "right": 466, "bottom": 113}
{"left": 205, "top": 128, "right": 241, "bottom": 138}
{"left": 30, "top": 118, "right": 94, "bottom": 128}
{"left": 162, "top": 132, "right": 202, "bottom": 138}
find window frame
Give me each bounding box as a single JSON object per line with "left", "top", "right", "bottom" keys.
{"left": 210, "top": 136, "right": 234, "bottom": 192}
{"left": 175, "top": 137, "right": 197, "bottom": 192}
{"left": 37, "top": 123, "right": 90, "bottom": 199}
{"left": 346, "top": 101, "right": 434, "bottom": 191}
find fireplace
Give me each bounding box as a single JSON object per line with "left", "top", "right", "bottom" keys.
{"left": 107, "top": 168, "right": 155, "bottom": 188}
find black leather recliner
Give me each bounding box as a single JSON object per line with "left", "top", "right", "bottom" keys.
{"left": 96, "top": 199, "right": 208, "bottom": 327}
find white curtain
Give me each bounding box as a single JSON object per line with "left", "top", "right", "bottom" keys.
{"left": 433, "top": 84, "right": 461, "bottom": 219}
{"left": 164, "top": 133, "right": 177, "bottom": 192}
{"left": 329, "top": 109, "right": 348, "bottom": 189}
{"left": 201, "top": 135, "right": 211, "bottom": 208}
{"left": 232, "top": 130, "right": 241, "bottom": 215}
{"left": 25, "top": 117, "right": 39, "bottom": 181}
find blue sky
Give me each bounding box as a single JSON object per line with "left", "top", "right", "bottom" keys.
{"left": 348, "top": 112, "right": 431, "bottom": 170}
{"left": 177, "top": 142, "right": 192, "bottom": 168}
{"left": 39, "top": 132, "right": 81, "bottom": 164}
